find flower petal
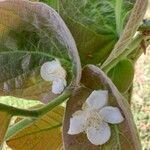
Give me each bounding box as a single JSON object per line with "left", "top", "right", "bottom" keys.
{"left": 40, "top": 60, "right": 61, "bottom": 81}
{"left": 86, "top": 122, "right": 111, "bottom": 145}
{"left": 68, "top": 111, "right": 86, "bottom": 135}
{"left": 86, "top": 90, "right": 108, "bottom": 109}
{"left": 52, "top": 79, "right": 66, "bottom": 94}
{"left": 99, "top": 106, "right": 124, "bottom": 124}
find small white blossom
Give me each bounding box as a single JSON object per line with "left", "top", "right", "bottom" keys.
{"left": 40, "top": 59, "right": 67, "bottom": 94}
{"left": 68, "top": 90, "right": 124, "bottom": 145}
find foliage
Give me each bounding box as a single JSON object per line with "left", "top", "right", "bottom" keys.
{"left": 0, "top": 0, "right": 81, "bottom": 101}
{"left": 60, "top": 0, "right": 133, "bottom": 65}
{"left": 0, "top": 0, "right": 149, "bottom": 149}
{"left": 108, "top": 59, "right": 134, "bottom": 93}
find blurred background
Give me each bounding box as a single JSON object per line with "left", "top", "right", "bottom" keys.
{"left": 131, "top": 1, "right": 150, "bottom": 149}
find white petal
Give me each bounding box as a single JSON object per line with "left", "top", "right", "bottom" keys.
{"left": 86, "top": 90, "right": 108, "bottom": 109}
{"left": 52, "top": 79, "right": 66, "bottom": 94}
{"left": 40, "top": 59, "right": 66, "bottom": 82}
{"left": 86, "top": 122, "right": 111, "bottom": 145}
{"left": 68, "top": 111, "right": 86, "bottom": 135}
{"left": 54, "top": 59, "right": 66, "bottom": 79}
{"left": 99, "top": 106, "right": 124, "bottom": 124}
{"left": 40, "top": 60, "right": 61, "bottom": 81}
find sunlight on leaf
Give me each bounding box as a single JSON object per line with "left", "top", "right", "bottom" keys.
{"left": 0, "top": 96, "right": 41, "bottom": 109}
{"left": 7, "top": 106, "right": 64, "bottom": 150}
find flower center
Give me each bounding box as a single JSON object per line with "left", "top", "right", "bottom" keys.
{"left": 85, "top": 110, "right": 103, "bottom": 129}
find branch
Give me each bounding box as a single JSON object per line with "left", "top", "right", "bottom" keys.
{"left": 0, "top": 90, "right": 71, "bottom": 117}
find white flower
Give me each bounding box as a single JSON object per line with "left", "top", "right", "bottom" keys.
{"left": 68, "top": 90, "right": 124, "bottom": 145}
{"left": 40, "top": 59, "right": 67, "bottom": 94}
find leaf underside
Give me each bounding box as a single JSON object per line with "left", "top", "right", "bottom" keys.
{"left": 81, "top": 65, "right": 141, "bottom": 150}
{"left": 63, "top": 66, "right": 141, "bottom": 150}
{"left": 7, "top": 106, "right": 64, "bottom": 150}
{"left": 0, "top": 0, "right": 81, "bottom": 103}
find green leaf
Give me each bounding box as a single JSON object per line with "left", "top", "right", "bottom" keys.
{"left": 108, "top": 59, "right": 134, "bottom": 93}
{"left": 101, "top": 0, "right": 148, "bottom": 70}
{"left": 0, "top": 0, "right": 81, "bottom": 101}
{"left": 59, "top": 0, "right": 134, "bottom": 65}
{"left": 7, "top": 106, "right": 64, "bottom": 150}
{"left": 61, "top": 0, "right": 133, "bottom": 35}
{"left": 60, "top": 17, "right": 117, "bottom": 65}
{"left": 39, "top": 0, "right": 59, "bottom": 10}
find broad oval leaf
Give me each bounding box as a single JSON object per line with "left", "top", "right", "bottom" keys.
{"left": 60, "top": 0, "right": 134, "bottom": 65}
{"left": 61, "top": 18, "right": 116, "bottom": 65}
{"left": 108, "top": 59, "right": 134, "bottom": 93}
{"left": 7, "top": 106, "right": 64, "bottom": 150}
{"left": 63, "top": 65, "right": 141, "bottom": 150}
{"left": 0, "top": 0, "right": 81, "bottom": 102}
{"left": 61, "top": 0, "right": 134, "bottom": 35}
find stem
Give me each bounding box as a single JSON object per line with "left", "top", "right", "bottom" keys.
{"left": 0, "top": 90, "right": 71, "bottom": 117}
{"left": 5, "top": 118, "right": 36, "bottom": 140}
{"left": 36, "top": 89, "right": 71, "bottom": 116}
{"left": 115, "top": 0, "right": 123, "bottom": 36}
{"left": 102, "top": 33, "right": 150, "bottom": 73}
{"left": 5, "top": 89, "right": 71, "bottom": 140}
{"left": 0, "top": 103, "right": 39, "bottom": 117}
{"left": 114, "top": 125, "right": 121, "bottom": 150}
